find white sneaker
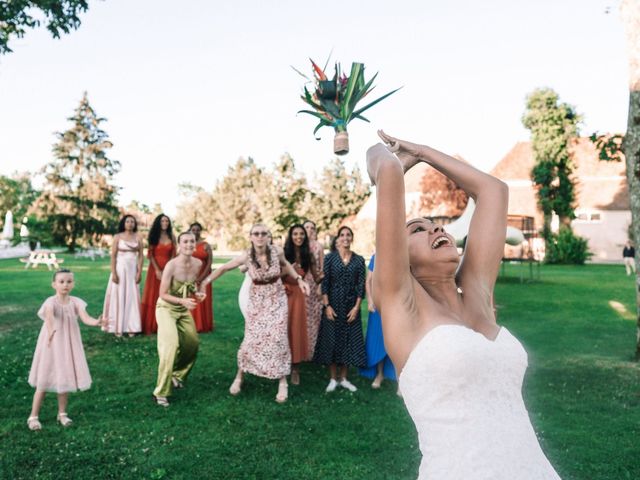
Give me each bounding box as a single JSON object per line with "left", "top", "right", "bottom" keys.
{"left": 339, "top": 379, "right": 357, "bottom": 392}
{"left": 325, "top": 379, "right": 338, "bottom": 392}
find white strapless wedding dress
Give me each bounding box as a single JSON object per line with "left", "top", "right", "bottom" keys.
{"left": 399, "top": 324, "right": 561, "bottom": 480}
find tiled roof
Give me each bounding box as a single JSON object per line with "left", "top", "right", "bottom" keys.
{"left": 490, "top": 138, "right": 628, "bottom": 211}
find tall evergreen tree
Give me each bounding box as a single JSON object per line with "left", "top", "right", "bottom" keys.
{"left": 30, "top": 92, "right": 120, "bottom": 251}
{"left": 522, "top": 88, "right": 580, "bottom": 242}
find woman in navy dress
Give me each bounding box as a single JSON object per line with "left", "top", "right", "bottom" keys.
{"left": 313, "top": 226, "right": 367, "bottom": 393}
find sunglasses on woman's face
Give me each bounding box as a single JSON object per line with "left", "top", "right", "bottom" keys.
{"left": 252, "top": 231, "right": 269, "bottom": 237}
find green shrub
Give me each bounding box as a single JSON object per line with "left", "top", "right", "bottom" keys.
{"left": 545, "top": 227, "right": 592, "bottom": 264}
{"left": 25, "top": 214, "right": 56, "bottom": 247}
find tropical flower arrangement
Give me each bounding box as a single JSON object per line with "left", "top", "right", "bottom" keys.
{"left": 294, "top": 58, "right": 400, "bottom": 155}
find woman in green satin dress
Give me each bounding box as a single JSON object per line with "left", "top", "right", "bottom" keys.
{"left": 152, "top": 231, "right": 206, "bottom": 407}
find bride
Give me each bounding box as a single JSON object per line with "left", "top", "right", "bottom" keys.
{"left": 367, "top": 131, "right": 561, "bottom": 479}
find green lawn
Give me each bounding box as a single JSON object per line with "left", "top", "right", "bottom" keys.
{"left": 0, "top": 257, "right": 638, "bottom": 479}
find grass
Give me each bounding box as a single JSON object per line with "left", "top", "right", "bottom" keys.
{"left": 0, "top": 257, "right": 639, "bottom": 479}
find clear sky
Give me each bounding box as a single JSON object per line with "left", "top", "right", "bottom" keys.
{"left": 0, "top": 0, "right": 629, "bottom": 215}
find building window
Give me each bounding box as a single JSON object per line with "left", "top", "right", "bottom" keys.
{"left": 573, "top": 210, "right": 603, "bottom": 224}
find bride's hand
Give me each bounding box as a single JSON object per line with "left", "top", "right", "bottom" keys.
{"left": 366, "top": 143, "right": 401, "bottom": 186}
{"left": 377, "top": 130, "right": 424, "bottom": 174}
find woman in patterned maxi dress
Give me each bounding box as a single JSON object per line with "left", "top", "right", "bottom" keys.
{"left": 313, "top": 226, "right": 367, "bottom": 393}
{"left": 303, "top": 220, "right": 324, "bottom": 355}
{"left": 200, "top": 224, "right": 310, "bottom": 403}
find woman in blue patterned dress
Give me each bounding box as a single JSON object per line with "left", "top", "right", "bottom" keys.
{"left": 313, "top": 226, "right": 367, "bottom": 393}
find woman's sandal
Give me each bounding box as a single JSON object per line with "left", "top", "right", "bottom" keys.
{"left": 275, "top": 383, "right": 288, "bottom": 404}
{"left": 229, "top": 378, "right": 242, "bottom": 396}
{"left": 57, "top": 413, "right": 73, "bottom": 427}
{"left": 171, "top": 377, "right": 184, "bottom": 389}
{"left": 27, "top": 416, "right": 42, "bottom": 431}
{"left": 152, "top": 395, "right": 170, "bottom": 407}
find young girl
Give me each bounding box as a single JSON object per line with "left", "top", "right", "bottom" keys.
{"left": 27, "top": 269, "right": 103, "bottom": 430}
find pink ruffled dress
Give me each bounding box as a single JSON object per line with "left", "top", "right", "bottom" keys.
{"left": 28, "top": 296, "right": 93, "bottom": 393}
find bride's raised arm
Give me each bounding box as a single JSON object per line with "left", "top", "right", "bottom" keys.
{"left": 366, "top": 143, "right": 417, "bottom": 327}
{"left": 378, "top": 130, "right": 508, "bottom": 290}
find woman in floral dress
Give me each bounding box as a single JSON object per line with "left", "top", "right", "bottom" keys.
{"left": 200, "top": 224, "right": 310, "bottom": 403}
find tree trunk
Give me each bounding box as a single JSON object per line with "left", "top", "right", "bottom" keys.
{"left": 620, "top": 0, "right": 640, "bottom": 359}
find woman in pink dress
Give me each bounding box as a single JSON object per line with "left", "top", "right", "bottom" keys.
{"left": 27, "top": 269, "right": 103, "bottom": 430}
{"left": 304, "top": 220, "right": 324, "bottom": 354}
{"left": 141, "top": 214, "right": 176, "bottom": 334}
{"left": 102, "top": 214, "right": 143, "bottom": 336}
{"left": 200, "top": 223, "right": 310, "bottom": 403}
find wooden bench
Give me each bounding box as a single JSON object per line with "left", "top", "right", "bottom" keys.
{"left": 74, "top": 248, "right": 107, "bottom": 260}
{"left": 20, "top": 251, "right": 64, "bottom": 270}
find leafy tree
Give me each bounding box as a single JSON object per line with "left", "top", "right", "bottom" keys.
{"left": 211, "top": 157, "right": 268, "bottom": 249}
{"left": 124, "top": 200, "right": 163, "bottom": 232}
{"left": 30, "top": 92, "right": 120, "bottom": 251}
{"left": 175, "top": 183, "right": 219, "bottom": 234}
{"left": 592, "top": 0, "right": 640, "bottom": 359}
{"left": 0, "top": 172, "right": 38, "bottom": 229}
{"left": 0, "top": 0, "right": 90, "bottom": 54}
{"left": 307, "top": 157, "right": 370, "bottom": 235}
{"left": 522, "top": 88, "right": 581, "bottom": 243}
{"left": 270, "top": 154, "right": 312, "bottom": 237}
{"left": 176, "top": 155, "right": 370, "bottom": 249}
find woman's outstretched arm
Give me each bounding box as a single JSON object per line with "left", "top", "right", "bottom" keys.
{"left": 199, "top": 252, "right": 248, "bottom": 292}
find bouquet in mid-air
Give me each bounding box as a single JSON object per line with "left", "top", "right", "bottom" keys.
{"left": 294, "top": 57, "right": 400, "bottom": 155}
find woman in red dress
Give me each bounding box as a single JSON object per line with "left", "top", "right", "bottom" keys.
{"left": 140, "top": 214, "right": 176, "bottom": 334}
{"left": 190, "top": 222, "right": 214, "bottom": 333}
